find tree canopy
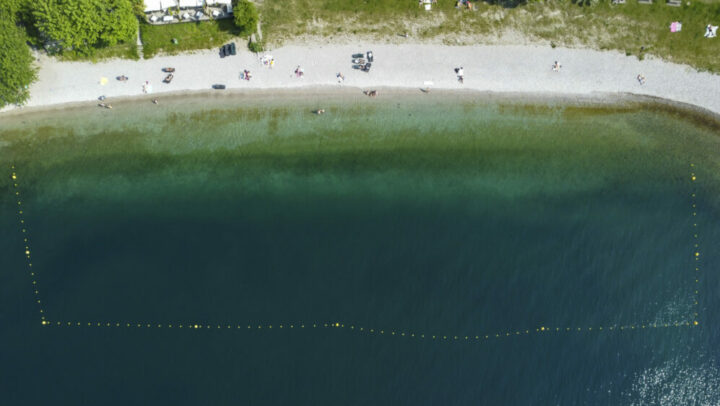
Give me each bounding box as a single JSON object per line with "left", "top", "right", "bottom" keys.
{"left": 0, "top": 14, "right": 37, "bottom": 107}
{"left": 32, "top": 0, "right": 137, "bottom": 55}
{"left": 233, "top": 0, "right": 259, "bottom": 36}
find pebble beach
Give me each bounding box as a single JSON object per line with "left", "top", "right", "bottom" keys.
{"left": 4, "top": 43, "right": 720, "bottom": 116}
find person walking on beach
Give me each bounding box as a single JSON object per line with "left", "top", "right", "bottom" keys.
{"left": 552, "top": 61, "right": 562, "bottom": 72}
{"left": 294, "top": 66, "right": 304, "bottom": 78}
{"left": 637, "top": 74, "right": 646, "bottom": 85}
{"left": 455, "top": 67, "right": 464, "bottom": 83}
{"left": 337, "top": 72, "right": 345, "bottom": 83}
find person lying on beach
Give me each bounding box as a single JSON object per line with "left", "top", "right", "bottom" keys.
{"left": 364, "top": 90, "right": 378, "bottom": 97}
{"left": 314, "top": 109, "right": 325, "bottom": 115}
{"left": 153, "top": 99, "right": 159, "bottom": 104}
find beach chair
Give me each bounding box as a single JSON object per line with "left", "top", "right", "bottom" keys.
{"left": 611, "top": 0, "right": 626, "bottom": 4}
{"left": 638, "top": 0, "right": 652, "bottom": 4}
{"left": 667, "top": 0, "right": 681, "bottom": 6}
{"left": 705, "top": 25, "right": 718, "bottom": 38}
{"left": 352, "top": 53, "right": 364, "bottom": 59}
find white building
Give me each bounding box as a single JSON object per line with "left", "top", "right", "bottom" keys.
{"left": 144, "top": 0, "right": 179, "bottom": 12}
{"left": 144, "top": 0, "right": 233, "bottom": 23}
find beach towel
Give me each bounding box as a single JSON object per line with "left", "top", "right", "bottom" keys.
{"left": 670, "top": 22, "right": 682, "bottom": 32}
{"left": 705, "top": 25, "right": 718, "bottom": 38}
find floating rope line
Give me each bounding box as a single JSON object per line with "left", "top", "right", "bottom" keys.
{"left": 11, "top": 165, "right": 48, "bottom": 325}
{"left": 11, "top": 164, "right": 701, "bottom": 339}
{"left": 39, "top": 319, "right": 695, "bottom": 343}
{"left": 691, "top": 163, "right": 700, "bottom": 326}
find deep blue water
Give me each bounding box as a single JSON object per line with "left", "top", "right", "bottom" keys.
{"left": 1, "top": 95, "right": 719, "bottom": 405}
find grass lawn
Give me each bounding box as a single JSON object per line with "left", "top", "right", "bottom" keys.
{"left": 59, "top": 41, "right": 140, "bottom": 62}
{"left": 140, "top": 18, "right": 241, "bottom": 58}
{"left": 259, "top": 0, "right": 720, "bottom": 73}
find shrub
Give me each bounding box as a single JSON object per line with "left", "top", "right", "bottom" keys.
{"left": 0, "top": 14, "right": 37, "bottom": 107}
{"left": 232, "top": 0, "right": 259, "bottom": 36}
{"left": 248, "top": 39, "right": 263, "bottom": 53}
{"left": 32, "top": 0, "right": 137, "bottom": 55}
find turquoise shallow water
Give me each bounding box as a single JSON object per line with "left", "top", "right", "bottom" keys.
{"left": 1, "top": 93, "right": 720, "bottom": 404}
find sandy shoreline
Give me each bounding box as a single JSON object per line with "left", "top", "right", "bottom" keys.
{"left": 3, "top": 44, "right": 720, "bottom": 117}
{"left": 4, "top": 87, "right": 720, "bottom": 131}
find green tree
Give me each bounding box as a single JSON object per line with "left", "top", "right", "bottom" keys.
{"left": 0, "top": 14, "right": 37, "bottom": 107}
{"left": 99, "top": 0, "right": 138, "bottom": 46}
{"left": 7, "top": 0, "right": 28, "bottom": 21}
{"left": 32, "top": 0, "right": 137, "bottom": 55}
{"left": 232, "top": 0, "right": 259, "bottom": 36}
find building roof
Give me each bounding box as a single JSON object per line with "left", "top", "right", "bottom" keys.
{"left": 144, "top": 0, "right": 180, "bottom": 12}
{"left": 179, "top": 0, "right": 203, "bottom": 8}
{"left": 144, "top": 0, "right": 162, "bottom": 12}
